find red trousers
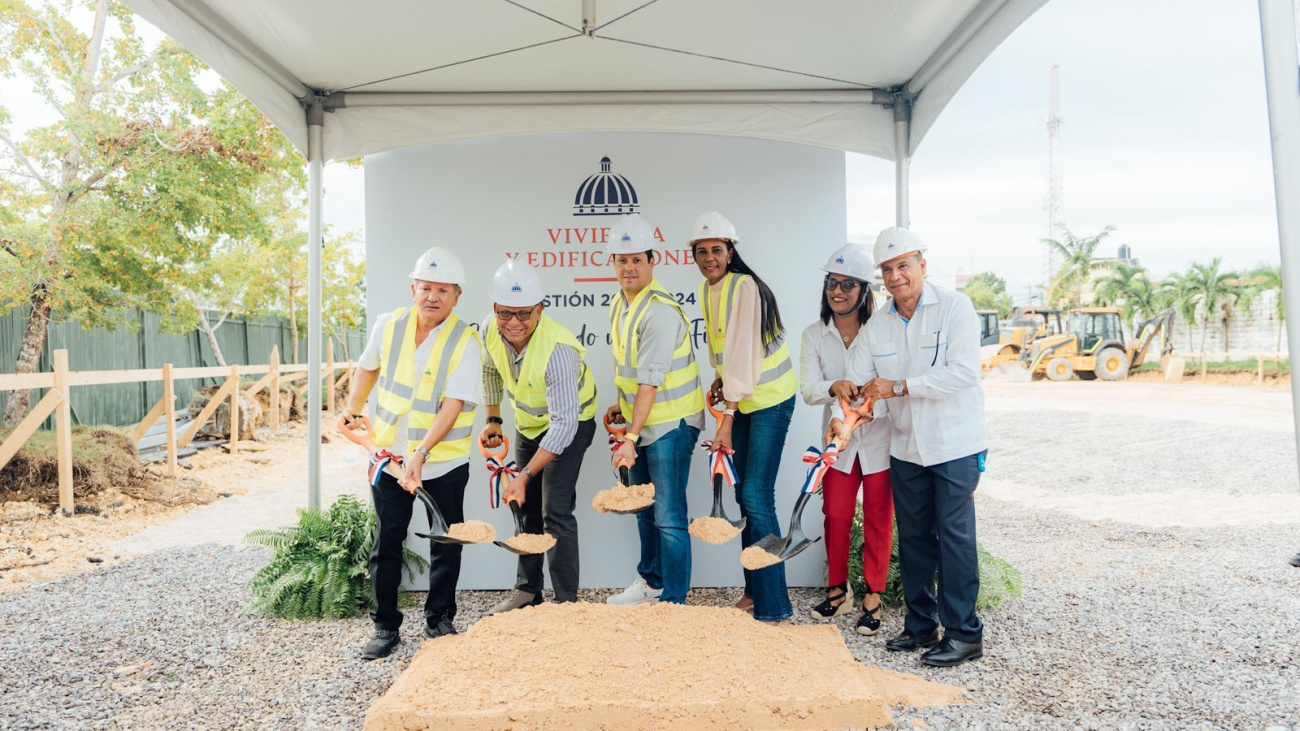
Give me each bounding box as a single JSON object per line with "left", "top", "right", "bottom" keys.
{"left": 822, "top": 456, "right": 894, "bottom": 593}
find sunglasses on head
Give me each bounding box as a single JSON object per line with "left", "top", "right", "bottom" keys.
{"left": 495, "top": 308, "right": 535, "bottom": 323}
{"left": 824, "top": 277, "right": 862, "bottom": 293}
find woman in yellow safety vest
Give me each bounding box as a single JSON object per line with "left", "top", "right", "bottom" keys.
{"left": 691, "top": 211, "right": 797, "bottom": 624}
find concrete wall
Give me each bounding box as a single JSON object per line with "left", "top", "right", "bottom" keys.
{"left": 1167, "top": 290, "right": 1288, "bottom": 358}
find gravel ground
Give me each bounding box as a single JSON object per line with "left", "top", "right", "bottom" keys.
{"left": 1, "top": 521, "right": 1296, "bottom": 729}
{"left": 987, "top": 410, "right": 1299, "bottom": 496}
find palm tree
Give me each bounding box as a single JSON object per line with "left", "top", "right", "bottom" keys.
{"left": 1093, "top": 261, "right": 1155, "bottom": 330}
{"left": 1183, "top": 258, "right": 1239, "bottom": 357}
{"left": 1236, "top": 264, "right": 1284, "bottom": 353}
{"left": 1043, "top": 225, "right": 1117, "bottom": 307}
{"left": 1158, "top": 271, "right": 1200, "bottom": 349}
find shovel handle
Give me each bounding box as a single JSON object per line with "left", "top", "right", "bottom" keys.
{"left": 604, "top": 412, "right": 628, "bottom": 440}
{"left": 479, "top": 434, "right": 511, "bottom": 462}
{"left": 336, "top": 413, "right": 375, "bottom": 449}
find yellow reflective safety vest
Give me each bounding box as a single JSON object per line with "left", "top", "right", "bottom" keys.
{"left": 373, "top": 308, "right": 478, "bottom": 461}
{"left": 609, "top": 278, "right": 706, "bottom": 427}
{"left": 484, "top": 315, "right": 598, "bottom": 440}
{"left": 700, "top": 272, "right": 798, "bottom": 414}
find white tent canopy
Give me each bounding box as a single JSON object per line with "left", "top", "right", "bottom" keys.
{"left": 119, "top": 0, "right": 1300, "bottom": 511}
{"left": 124, "top": 0, "right": 1049, "bottom": 162}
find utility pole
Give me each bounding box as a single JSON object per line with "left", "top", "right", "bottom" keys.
{"left": 1043, "top": 65, "right": 1063, "bottom": 294}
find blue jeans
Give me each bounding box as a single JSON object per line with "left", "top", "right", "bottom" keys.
{"left": 631, "top": 420, "right": 700, "bottom": 604}
{"left": 731, "top": 395, "right": 796, "bottom": 622}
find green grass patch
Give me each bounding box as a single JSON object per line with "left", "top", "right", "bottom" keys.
{"left": 1132, "top": 358, "right": 1289, "bottom": 376}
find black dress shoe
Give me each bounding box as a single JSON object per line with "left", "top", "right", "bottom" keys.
{"left": 361, "top": 629, "right": 400, "bottom": 660}
{"left": 1290, "top": 552, "right": 1300, "bottom": 568}
{"left": 885, "top": 629, "right": 941, "bottom": 652}
{"left": 424, "top": 616, "right": 458, "bottom": 639}
{"left": 920, "top": 637, "right": 984, "bottom": 667}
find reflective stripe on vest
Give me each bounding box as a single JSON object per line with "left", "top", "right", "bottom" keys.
{"left": 484, "top": 315, "right": 598, "bottom": 440}
{"left": 699, "top": 272, "right": 798, "bottom": 414}
{"left": 373, "top": 308, "right": 478, "bottom": 461}
{"left": 609, "top": 278, "right": 705, "bottom": 427}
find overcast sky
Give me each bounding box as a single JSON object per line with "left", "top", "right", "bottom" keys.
{"left": 1, "top": 0, "right": 1288, "bottom": 306}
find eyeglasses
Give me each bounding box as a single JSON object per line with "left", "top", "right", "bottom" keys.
{"left": 824, "top": 278, "right": 862, "bottom": 293}
{"left": 495, "top": 308, "right": 535, "bottom": 323}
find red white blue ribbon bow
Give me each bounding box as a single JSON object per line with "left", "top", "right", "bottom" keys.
{"left": 700, "top": 441, "right": 740, "bottom": 488}
{"left": 800, "top": 444, "right": 840, "bottom": 495}
{"left": 485, "top": 456, "right": 519, "bottom": 509}
{"left": 368, "top": 450, "right": 404, "bottom": 489}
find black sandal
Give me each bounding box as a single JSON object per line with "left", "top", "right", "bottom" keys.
{"left": 855, "top": 600, "right": 883, "bottom": 636}
{"left": 809, "top": 583, "right": 854, "bottom": 620}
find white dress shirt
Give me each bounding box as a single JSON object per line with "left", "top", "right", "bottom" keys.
{"left": 359, "top": 310, "right": 483, "bottom": 478}
{"left": 800, "top": 319, "right": 892, "bottom": 475}
{"left": 835, "top": 282, "right": 987, "bottom": 468}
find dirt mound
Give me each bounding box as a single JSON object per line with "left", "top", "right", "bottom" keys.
{"left": 0, "top": 427, "right": 153, "bottom": 505}
{"left": 365, "top": 602, "right": 964, "bottom": 729}
{"left": 187, "top": 387, "right": 262, "bottom": 441}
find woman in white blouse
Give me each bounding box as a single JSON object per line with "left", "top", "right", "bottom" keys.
{"left": 798, "top": 243, "right": 894, "bottom": 635}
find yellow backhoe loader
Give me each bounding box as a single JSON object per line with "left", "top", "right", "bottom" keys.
{"left": 980, "top": 307, "right": 1063, "bottom": 371}
{"left": 1023, "top": 308, "right": 1176, "bottom": 381}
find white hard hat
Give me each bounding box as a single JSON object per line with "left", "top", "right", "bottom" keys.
{"left": 409, "top": 246, "right": 467, "bottom": 285}
{"left": 491, "top": 257, "right": 543, "bottom": 307}
{"left": 687, "top": 211, "right": 738, "bottom": 246}
{"left": 607, "top": 214, "right": 658, "bottom": 255}
{"left": 872, "top": 227, "right": 927, "bottom": 267}
{"left": 820, "top": 244, "right": 875, "bottom": 281}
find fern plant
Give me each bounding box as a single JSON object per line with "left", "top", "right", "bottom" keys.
{"left": 846, "top": 504, "right": 1022, "bottom": 611}
{"left": 244, "top": 495, "right": 428, "bottom": 620}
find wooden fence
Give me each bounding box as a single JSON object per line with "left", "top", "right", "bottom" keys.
{"left": 0, "top": 343, "right": 354, "bottom": 516}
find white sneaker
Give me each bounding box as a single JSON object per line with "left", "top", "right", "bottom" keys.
{"left": 606, "top": 577, "right": 663, "bottom": 606}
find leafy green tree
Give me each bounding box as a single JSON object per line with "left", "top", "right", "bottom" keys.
{"left": 1236, "top": 264, "right": 1285, "bottom": 353}
{"left": 1093, "top": 261, "right": 1157, "bottom": 330}
{"left": 1043, "top": 225, "right": 1116, "bottom": 307}
{"left": 963, "top": 271, "right": 1014, "bottom": 319}
{"left": 321, "top": 234, "right": 366, "bottom": 362}
{"left": 0, "top": 0, "right": 302, "bottom": 427}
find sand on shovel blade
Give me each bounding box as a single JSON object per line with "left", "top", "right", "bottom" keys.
{"left": 444, "top": 520, "right": 496, "bottom": 543}
{"left": 741, "top": 544, "right": 783, "bottom": 570}
{"left": 689, "top": 516, "right": 742, "bottom": 544}
{"left": 502, "top": 532, "right": 557, "bottom": 554}
{"left": 591, "top": 483, "right": 654, "bottom": 514}
{"left": 365, "top": 603, "right": 965, "bottom": 730}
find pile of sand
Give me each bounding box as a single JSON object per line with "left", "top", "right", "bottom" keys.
{"left": 741, "top": 545, "right": 782, "bottom": 570}
{"left": 503, "top": 532, "right": 557, "bottom": 554}
{"left": 366, "top": 603, "right": 964, "bottom": 729}
{"left": 444, "top": 520, "right": 496, "bottom": 543}
{"left": 591, "top": 483, "right": 654, "bottom": 514}
{"left": 689, "top": 516, "right": 742, "bottom": 544}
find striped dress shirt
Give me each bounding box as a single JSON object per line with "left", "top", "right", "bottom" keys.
{"left": 482, "top": 329, "right": 583, "bottom": 454}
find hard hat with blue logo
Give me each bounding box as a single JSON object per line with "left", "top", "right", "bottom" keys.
{"left": 607, "top": 213, "right": 658, "bottom": 255}
{"left": 820, "top": 243, "right": 875, "bottom": 281}
{"left": 490, "top": 257, "right": 543, "bottom": 307}
{"left": 687, "top": 211, "right": 739, "bottom": 246}
{"left": 409, "top": 246, "right": 467, "bottom": 285}
{"left": 872, "top": 226, "right": 927, "bottom": 268}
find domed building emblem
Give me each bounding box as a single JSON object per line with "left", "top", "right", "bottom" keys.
{"left": 574, "top": 157, "right": 639, "bottom": 217}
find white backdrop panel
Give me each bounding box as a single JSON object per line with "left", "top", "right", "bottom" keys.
{"left": 364, "top": 132, "right": 846, "bottom": 589}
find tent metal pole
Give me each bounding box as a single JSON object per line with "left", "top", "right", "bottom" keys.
{"left": 1258, "top": 0, "right": 1300, "bottom": 497}
{"left": 894, "top": 102, "right": 911, "bottom": 228}
{"left": 307, "top": 99, "right": 325, "bottom": 511}
{"left": 324, "top": 89, "right": 892, "bottom": 108}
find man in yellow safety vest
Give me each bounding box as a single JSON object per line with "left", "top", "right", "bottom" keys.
{"left": 603, "top": 214, "right": 706, "bottom": 607}
{"left": 344, "top": 246, "right": 482, "bottom": 661}
{"left": 480, "top": 257, "right": 598, "bottom": 614}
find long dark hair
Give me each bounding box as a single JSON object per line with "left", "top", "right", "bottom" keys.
{"left": 819, "top": 277, "right": 874, "bottom": 326}
{"left": 697, "top": 242, "right": 785, "bottom": 349}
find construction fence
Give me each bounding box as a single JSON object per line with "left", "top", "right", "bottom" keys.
{"left": 0, "top": 306, "right": 365, "bottom": 428}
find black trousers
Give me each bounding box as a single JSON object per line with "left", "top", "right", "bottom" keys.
{"left": 369, "top": 463, "right": 468, "bottom": 631}
{"left": 514, "top": 419, "right": 596, "bottom": 601}
{"left": 890, "top": 453, "right": 984, "bottom": 644}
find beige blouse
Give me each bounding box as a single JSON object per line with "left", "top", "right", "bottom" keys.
{"left": 708, "top": 276, "right": 765, "bottom": 404}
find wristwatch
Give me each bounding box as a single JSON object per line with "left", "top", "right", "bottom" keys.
{"left": 892, "top": 380, "right": 905, "bottom": 398}
{"left": 520, "top": 466, "right": 535, "bottom": 480}
{"left": 486, "top": 416, "right": 504, "bottom": 425}
{"left": 414, "top": 445, "right": 430, "bottom": 459}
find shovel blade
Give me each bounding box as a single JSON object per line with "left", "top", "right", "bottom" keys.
{"left": 492, "top": 540, "right": 530, "bottom": 555}
{"left": 752, "top": 533, "right": 789, "bottom": 555}
{"left": 776, "top": 535, "right": 821, "bottom": 562}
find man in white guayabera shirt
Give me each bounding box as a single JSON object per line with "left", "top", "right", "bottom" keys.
{"left": 831, "top": 226, "right": 988, "bottom": 668}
